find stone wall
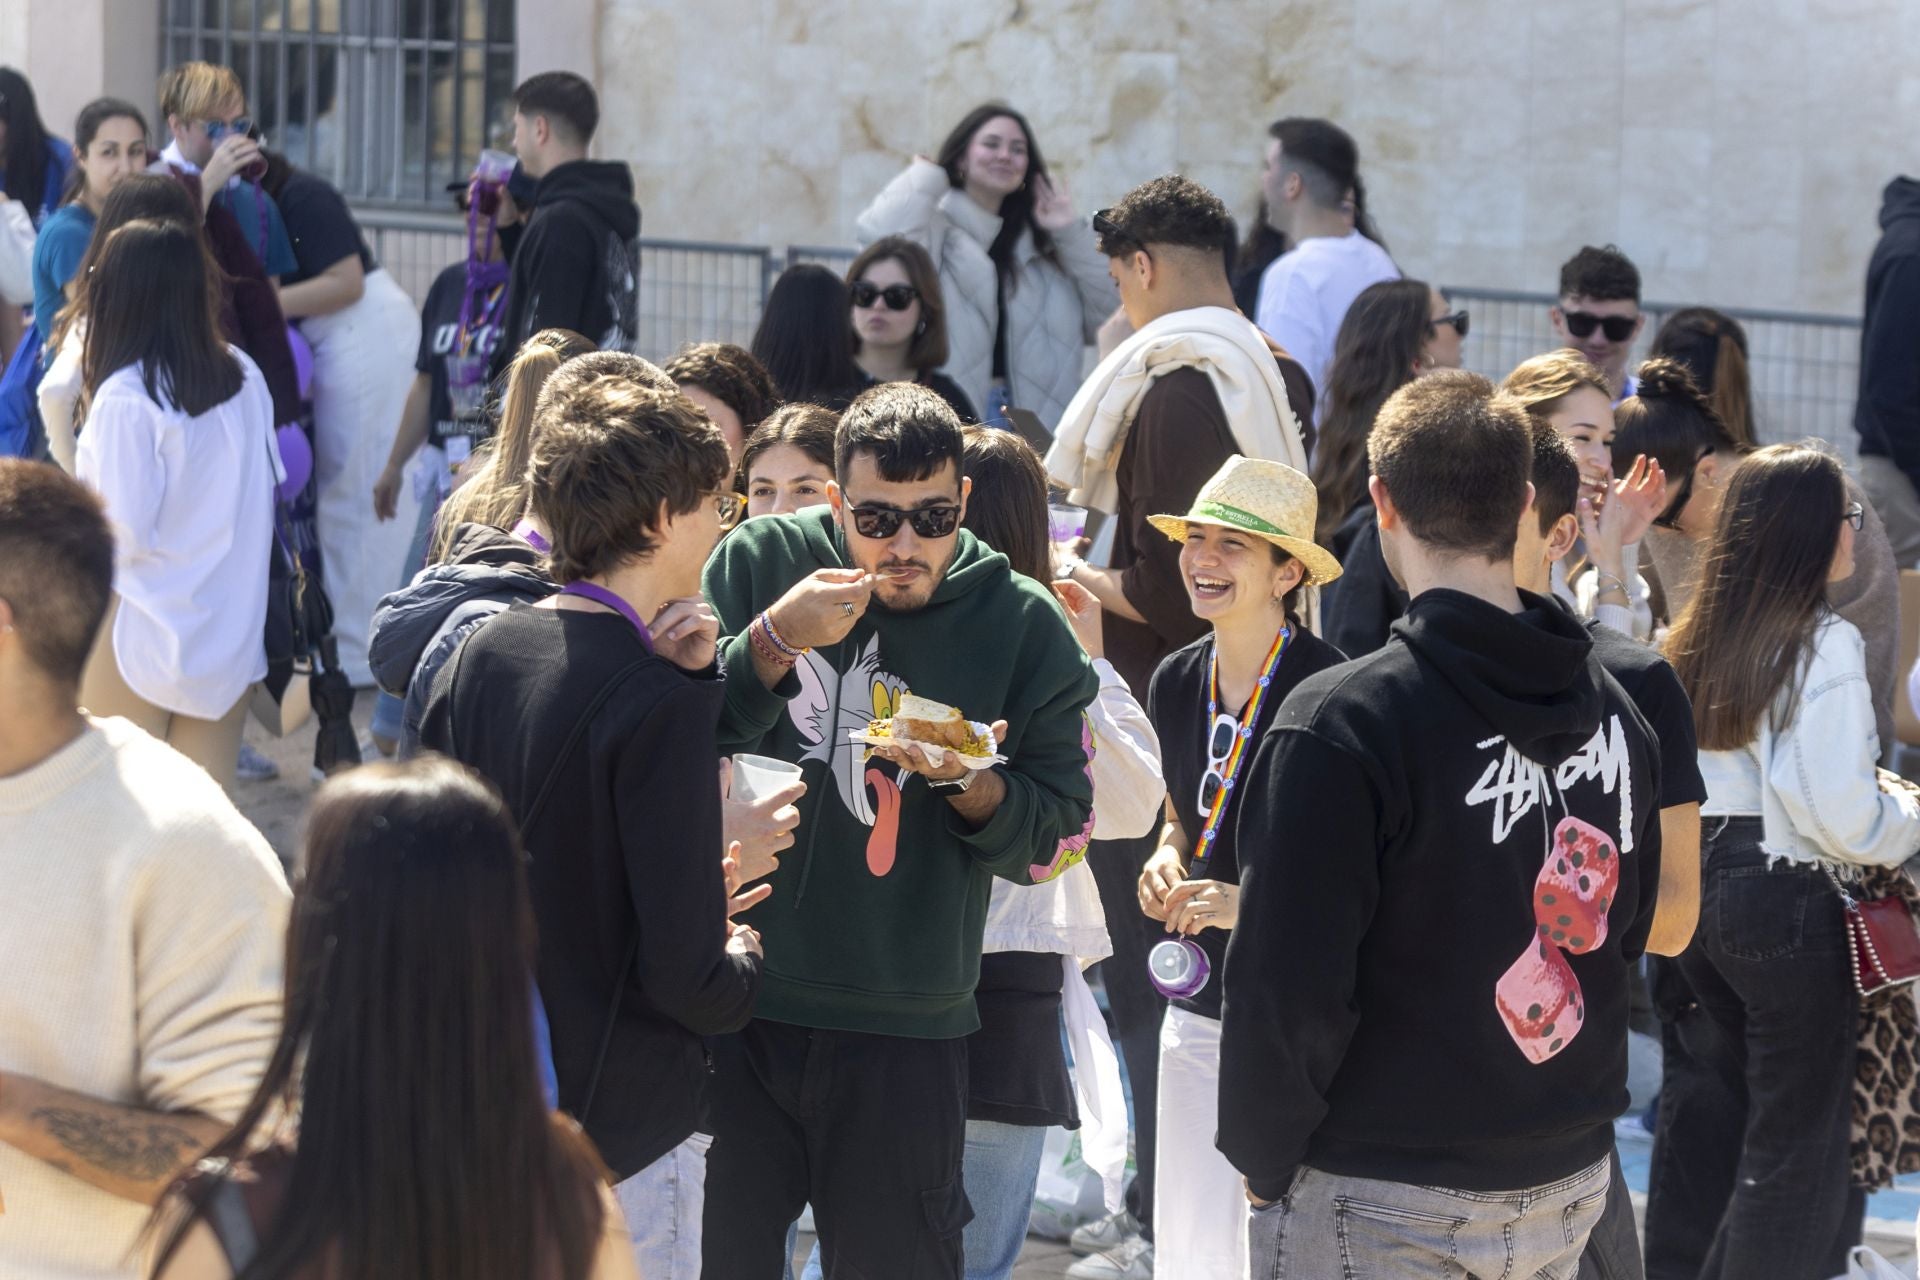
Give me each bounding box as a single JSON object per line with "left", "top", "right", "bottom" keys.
{"left": 584, "top": 0, "right": 1919, "bottom": 316}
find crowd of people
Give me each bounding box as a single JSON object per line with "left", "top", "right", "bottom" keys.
{"left": 2, "top": 55, "right": 1918, "bottom": 1280}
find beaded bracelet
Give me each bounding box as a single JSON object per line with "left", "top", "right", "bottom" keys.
{"left": 759, "top": 610, "right": 807, "bottom": 657}
{"left": 749, "top": 617, "right": 798, "bottom": 668}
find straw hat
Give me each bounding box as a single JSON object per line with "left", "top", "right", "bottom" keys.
{"left": 1147, "top": 456, "right": 1343, "bottom": 586}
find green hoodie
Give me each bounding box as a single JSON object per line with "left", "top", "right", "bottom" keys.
{"left": 704, "top": 508, "right": 1098, "bottom": 1038}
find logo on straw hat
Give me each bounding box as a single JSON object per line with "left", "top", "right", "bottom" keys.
{"left": 1146, "top": 456, "right": 1343, "bottom": 586}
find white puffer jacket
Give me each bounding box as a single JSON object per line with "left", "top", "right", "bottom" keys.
{"left": 856, "top": 159, "right": 1116, "bottom": 430}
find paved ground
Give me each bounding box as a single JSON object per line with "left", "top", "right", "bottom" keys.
{"left": 236, "top": 697, "right": 1918, "bottom": 1279}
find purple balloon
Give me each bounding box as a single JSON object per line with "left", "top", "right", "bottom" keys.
{"left": 286, "top": 324, "right": 315, "bottom": 400}
{"left": 275, "top": 425, "right": 312, "bottom": 503}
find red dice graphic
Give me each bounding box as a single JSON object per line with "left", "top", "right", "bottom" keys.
{"left": 1495, "top": 937, "right": 1586, "bottom": 1064}
{"left": 1533, "top": 817, "right": 1621, "bottom": 955}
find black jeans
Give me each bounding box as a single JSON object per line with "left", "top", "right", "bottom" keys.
{"left": 702, "top": 1019, "right": 972, "bottom": 1279}
{"left": 1643, "top": 818, "right": 1862, "bottom": 1280}
{"left": 1087, "top": 831, "right": 1163, "bottom": 1236}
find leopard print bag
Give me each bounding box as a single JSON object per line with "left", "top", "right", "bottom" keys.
{"left": 1850, "top": 771, "right": 1920, "bottom": 1190}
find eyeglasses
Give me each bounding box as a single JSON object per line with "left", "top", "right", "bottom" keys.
{"left": 1561, "top": 310, "right": 1638, "bottom": 343}
{"left": 846, "top": 502, "right": 962, "bottom": 540}
{"left": 1197, "top": 712, "right": 1239, "bottom": 813}
{"left": 1430, "top": 310, "right": 1470, "bottom": 338}
{"left": 202, "top": 115, "right": 254, "bottom": 143}
{"left": 850, "top": 281, "right": 919, "bottom": 311}
{"left": 1845, "top": 501, "right": 1865, "bottom": 531}
{"left": 1652, "top": 446, "right": 1713, "bottom": 531}
{"left": 706, "top": 490, "right": 744, "bottom": 529}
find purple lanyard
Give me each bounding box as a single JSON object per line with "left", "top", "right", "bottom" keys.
{"left": 512, "top": 519, "right": 550, "bottom": 554}
{"left": 561, "top": 581, "right": 653, "bottom": 652}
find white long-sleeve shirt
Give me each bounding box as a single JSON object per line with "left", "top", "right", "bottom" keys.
{"left": 76, "top": 351, "right": 276, "bottom": 719}
{"left": 1699, "top": 613, "right": 1920, "bottom": 868}
{"left": 0, "top": 718, "right": 288, "bottom": 1278}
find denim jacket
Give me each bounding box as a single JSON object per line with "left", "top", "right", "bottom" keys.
{"left": 1707, "top": 612, "right": 1920, "bottom": 871}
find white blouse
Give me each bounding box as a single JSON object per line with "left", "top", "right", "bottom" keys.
{"left": 77, "top": 350, "right": 276, "bottom": 720}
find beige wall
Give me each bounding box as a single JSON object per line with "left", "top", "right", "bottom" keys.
{"left": 9, "top": 0, "right": 1914, "bottom": 316}
{"left": 569, "top": 0, "right": 1919, "bottom": 317}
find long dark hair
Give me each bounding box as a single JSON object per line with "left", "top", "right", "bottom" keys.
{"left": 149, "top": 756, "right": 609, "bottom": 1280}
{"left": 959, "top": 424, "right": 1050, "bottom": 583}
{"left": 50, "top": 174, "right": 207, "bottom": 351}
{"left": 1309, "top": 278, "right": 1431, "bottom": 542}
{"left": 1648, "top": 307, "right": 1755, "bottom": 449}
{"left": 737, "top": 402, "right": 838, "bottom": 494}
{"left": 751, "top": 264, "right": 863, "bottom": 407}
{"left": 0, "top": 68, "right": 52, "bottom": 212}
{"left": 81, "top": 220, "right": 244, "bottom": 417}
{"left": 935, "top": 103, "right": 1059, "bottom": 292}
{"left": 60, "top": 97, "right": 148, "bottom": 206}
{"left": 1666, "top": 445, "right": 1848, "bottom": 750}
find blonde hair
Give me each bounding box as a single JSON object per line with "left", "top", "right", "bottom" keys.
{"left": 159, "top": 62, "right": 244, "bottom": 123}
{"left": 1498, "top": 348, "right": 1616, "bottom": 422}
{"left": 429, "top": 329, "right": 595, "bottom": 562}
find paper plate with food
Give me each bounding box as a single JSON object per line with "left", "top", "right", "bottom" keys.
{"left": 849, "top": 694, "right": 1005, "bottom": 770}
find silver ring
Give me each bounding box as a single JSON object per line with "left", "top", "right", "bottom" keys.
{"left": 842, "top": 602, "right": 855, "bottom": 617}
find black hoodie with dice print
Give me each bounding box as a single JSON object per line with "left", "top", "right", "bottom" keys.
{"left": 1218, "top": 588, "right": 1663, "bottom": 1201}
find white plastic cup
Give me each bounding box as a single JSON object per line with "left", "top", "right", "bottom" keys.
{"left": 730, "top": 753, "right": 804, "bottom": 803}
{"left": 1048, "top": 502, "right": 1088, "bottom": 543}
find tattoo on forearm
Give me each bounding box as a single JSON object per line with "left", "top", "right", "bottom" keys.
{"left": 31, "top": 1107, "right": 200, "bottom": 1182}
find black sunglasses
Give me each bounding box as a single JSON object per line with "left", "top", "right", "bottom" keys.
{"left": 1093, "top": 208, "right": 1146, "bottom": 256}
{"left": 1431, "top": 310, "right": 1470, "bottom": 338}
{"left": 1562, "top": 310, "right": 1638, "bottom": 342}
{"left": 847, "top": 502, "right": 962, "bottom": 540}
{"left": 1653, "top": 446, "right": 1713, "bottom": 531}
{"left": 851, "top": 281, "right": 919, "bottom": 311}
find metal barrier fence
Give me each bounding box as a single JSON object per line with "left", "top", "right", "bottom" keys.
{"left": 1445, "top": 287, "right": 1863, "bottom": 462}
{"left": 354, "top": 210, "right": 1864, "bottom": 452}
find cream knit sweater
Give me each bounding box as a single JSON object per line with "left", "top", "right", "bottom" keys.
{"left": 0, "top": 717, "right": 288, "bottom": 1279}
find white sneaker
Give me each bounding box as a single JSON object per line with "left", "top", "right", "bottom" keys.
{"left": 1069, "top": 1211, "right": 1141, "bottom": 1256}
{"left": 1064, "top": 1236, "right": 1154, "bottom": 1280}
{"left": 235, "top": 741, "right": 280, "bottom": 781}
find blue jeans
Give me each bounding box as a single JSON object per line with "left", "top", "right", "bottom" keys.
{"left": 962, "top": 1120, "right": 1048, "bottom": 1280}
{"left": 615, "top": 1133, "right": 710, "bottom": 1280}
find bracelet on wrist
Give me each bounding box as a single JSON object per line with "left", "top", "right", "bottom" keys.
{"left": 1593, "top": 571, "right": 1628, "bottom": 597}
{"left": 1056, "top": 556, "right": 1084, "bottom": 582}
{"left": 749, "top": 618, "right": 798, "bottom": 668}
{"left": 759, "top": 609, "right": 807, "bottom": 657}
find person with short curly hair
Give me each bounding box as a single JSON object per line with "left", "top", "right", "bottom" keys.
{"left": 665, "top": 340, "right": 779, "bottom": 464}
{"left": 1550, "top": 245, "right": 1644, "bottom": 400}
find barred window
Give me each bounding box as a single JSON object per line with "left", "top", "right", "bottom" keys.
{"left": 159, "top": 0, "right": 517, "bottom": 208}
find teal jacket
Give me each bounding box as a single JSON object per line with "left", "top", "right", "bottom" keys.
{"left": 704, "top": 508, "right": 1098, "bottom": 1038}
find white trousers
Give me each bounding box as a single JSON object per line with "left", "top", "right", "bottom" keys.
{"left": 1153, "top": 1005, "right": 1248, "bottom": 1280}
{"left": 304, "top": 268, "right": 421, "bottom": 685}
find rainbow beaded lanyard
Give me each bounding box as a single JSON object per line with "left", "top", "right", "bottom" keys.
{"left": 1192, "top": 625, "right": 1291, "bottom": 873}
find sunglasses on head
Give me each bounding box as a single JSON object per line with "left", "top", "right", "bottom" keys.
{"left": 1431, "top": 310, "right": 1470, "bottom": 338}
{"left": 850, "top": 281, "right": 919, "bottom": 311}
{"left": 1562, "top": 310, "right": 1637, "bottom": 342}
{"left": 1093, "top": 208, "right": 1146, "bottom": 256}
{"left": 1197, "top": 712, "right": 1239, "bottom": 813}
{"left": 847, "top": 502, "right": 962, "bottom": 540}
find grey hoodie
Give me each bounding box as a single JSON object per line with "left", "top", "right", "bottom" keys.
{"left": 368, "top": 522, "right": 557, "bottom": 755}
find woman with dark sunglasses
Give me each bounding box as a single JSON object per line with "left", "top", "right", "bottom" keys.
{"left": 846, "top": 235, "right": 977, "bottom": 424}
{"left": 1618, "top": 359, "right": 1901, "bottom": 752}
{"left": 1135, "top": 456, "right": 1345, "bottom": 1280}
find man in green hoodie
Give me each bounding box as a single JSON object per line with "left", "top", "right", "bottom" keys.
{"left": 699, "top": 382, "right": 1098, "bottom": 1278}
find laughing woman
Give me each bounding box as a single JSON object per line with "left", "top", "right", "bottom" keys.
{"left": 1135, "top": 456, "right": 1346, "bottom": 1280}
